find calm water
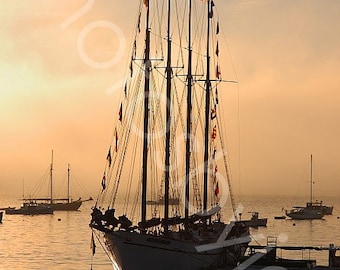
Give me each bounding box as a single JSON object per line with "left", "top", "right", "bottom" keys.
{"left": 0, "top": 194, "right": 339, "bottom": 269}
{"left": 0, "top": 195, "right": 113, "bottom": 270}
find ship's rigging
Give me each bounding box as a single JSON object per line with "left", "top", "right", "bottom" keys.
{"left": 90, "top": 1, "right": 249, "bottom": 269}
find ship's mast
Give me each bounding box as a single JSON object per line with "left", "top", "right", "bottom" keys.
{"left": 310, "top": 154, "right": 313, "bottom": 203}
{"left": 185, "top": 0, "right": 193, "bottom": 220}
{"left": 141, "top": 0, "right": 151, "bottom": 224}
{"left": 203, "top": 0, "right": 212, "bottom": 213}
{"left": 164, "top": 0, "right": 172, "bottom": 228}
{"left": 50, "top": 150, "right": 53, "bottom": 204}
{"left": 67, "top": 164, "right": 70, "bottom": 203}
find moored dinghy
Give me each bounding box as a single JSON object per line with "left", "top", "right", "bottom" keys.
{"left": 239, "top": 212, "right": 268, "bottom": 227}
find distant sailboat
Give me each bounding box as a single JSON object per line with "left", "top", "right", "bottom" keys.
{"left": 5, "top": 178, "right": 54, "bottom": 215}
{"left": 285, "top": 206, "right": 324, "bottom": 220}
{"left": 5, "top": 201, "right": 53, "bottom": 215}
{"left": 146, "top": 196, "right": 180, "bottom": 205}
{"left": 24, "top": 150, "right": 91, "bottom": 211}
{"left": 286, "top": 155, "right": 333, "bottom": 220}
{"left": 146, "top": 181, "right": 180, "bottom": 205}
{"left": 90, "top": 1, "right": 250, "bottom": 269}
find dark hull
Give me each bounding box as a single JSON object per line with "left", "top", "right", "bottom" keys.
{"left": 0, "top": 211, "right": 3, "bottom": 222}
{"left": 240, "top": 218, "right": 267, "bottom": 228}
{"left": 286, "top": 212, "right": 324, "bottom": 220}
{"left": 28, "top": 199, "right": 83, "bottom": 211}
{"left": 102, "top": 226, "right": 250, "bottom": 270}
{"left": 274, "top": 216, "right": 286, "bottom": 219}
{"left": 5, "top": 206, "right": 53, "bottom": 215}
{"left": 286, "top": 203, "right": 326, "bottom": 220}
{"left": 50, "top": 199, "right": 82, "bottom": 211}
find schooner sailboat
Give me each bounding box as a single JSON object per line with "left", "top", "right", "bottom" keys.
{"left": 286, "top": 155, "right": 333, "bottom": 220}
{"left": 90, "top": 1, "right": 250, "bottom": 269}
{"left": 23, "top": 150, "right": 87, "bottom": 211}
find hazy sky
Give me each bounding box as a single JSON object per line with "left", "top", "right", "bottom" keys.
{"left": 1, "top": 0, "right": 340, "bottom": 199}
